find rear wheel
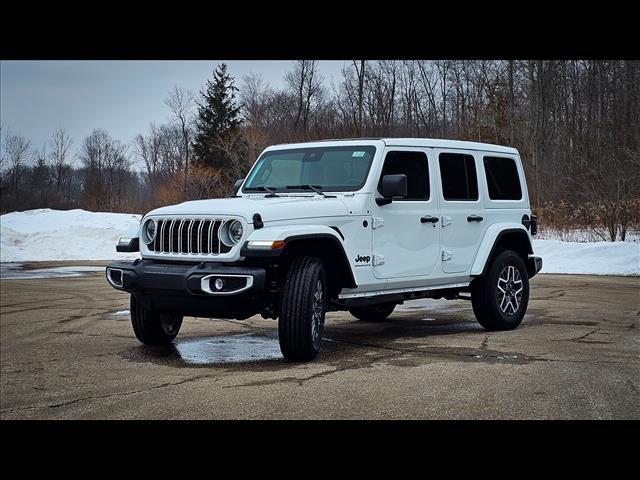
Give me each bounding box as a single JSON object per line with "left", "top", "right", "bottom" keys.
{"left": 130, "top": 295, "right": 183, "bottom": 345}
{"left": 471, "top": 249, "right": 529, "bottom": 331}
{"left": 349, "top": 303, "right": 396, "bottom": 322}
{"left": 278, "top": 256, "right": 327, "bottom": 362}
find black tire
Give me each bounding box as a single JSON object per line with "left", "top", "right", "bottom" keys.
{"left": 278, "top": 256, "right": 327, "bottom": 362}
{"left": 348, "top": 303, "right": 396, "bottom": 322}
{"left": 471, "top": 249, "right": 530, "bottom": 331}
{"left": 130, "top": 295, "right": 183, "bottom": 345}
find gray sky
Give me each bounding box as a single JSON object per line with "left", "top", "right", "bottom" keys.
{"left": 0, "top": 60, "right": 346, "bottom": 161}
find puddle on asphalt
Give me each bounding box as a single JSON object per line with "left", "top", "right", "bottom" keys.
{"left": 0, "top": 263, "right": 104, "bottom": 279}
{"left": 176, "top": 334, "right": 283, "bottom": 364}
{"left": 123, "top": 333, "right": 283, "bottom": 366}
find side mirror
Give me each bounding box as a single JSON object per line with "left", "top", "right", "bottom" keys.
{"left": 377, "top": 174, "right": 407, "bottom": 205}
{"left": 233, "top": 178, "right": 244, "bottom": 196}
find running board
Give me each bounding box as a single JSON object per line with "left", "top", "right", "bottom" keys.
{"left": 339, "top": 282, "right": 470, "bottom": 300}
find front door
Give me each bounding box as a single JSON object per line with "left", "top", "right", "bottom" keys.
{"left": 372, "top": 148, "right": 440, "bottom": 279}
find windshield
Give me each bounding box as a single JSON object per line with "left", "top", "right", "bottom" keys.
{"left": 242, "top": 145, "right": 376, "bottom": 193}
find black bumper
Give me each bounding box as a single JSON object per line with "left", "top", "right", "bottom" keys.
{"left": 528, "top": 255, "right": 543, "bottom": 277}
{"left": 106, "top": 259, "right": 266, "bottom": 319}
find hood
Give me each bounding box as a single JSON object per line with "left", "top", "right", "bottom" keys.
{"left": 146, "top": 195, "right": 350, "bottom": 223}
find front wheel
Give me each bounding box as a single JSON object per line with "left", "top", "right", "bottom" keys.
{"left": 278, "top": 256, "right": 327, "bottom": 362}
{"left": 471, "top": 249, "right": 530, "bottom": 331}
{"left": 130, "top": 295, "right": 183, "bottom": 345}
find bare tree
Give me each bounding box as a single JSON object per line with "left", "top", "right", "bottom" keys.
{"left": 285, "top": 61, "right": 325, "bottom": 135}
{"left": 2, "top": 130, "right": 31, "bottom": 196}
{"left": 48, "top": 127, "right": 73, "bottom": 194}
{"left": 32, "top": 144, "right": 51, "bottom": 202}
{"left": 165, "top": 86, "right": 195, "bottom": 194}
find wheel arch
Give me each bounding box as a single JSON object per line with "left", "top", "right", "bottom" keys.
{"left": 242, "top": 226, "right": 357, "bottom": 296}
{"left": 279, "top": 235, "right": 357, "bottom": 295}
{"left": 471, "top": 225, "right": 537, "bottom": 278}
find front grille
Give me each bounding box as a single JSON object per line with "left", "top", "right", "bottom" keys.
{"left": 151, "top": 218, "right": 232, "bottom": 255}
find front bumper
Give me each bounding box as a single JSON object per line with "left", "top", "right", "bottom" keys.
{"left": 106, "top": 259, "right": 266, "bottom": 319}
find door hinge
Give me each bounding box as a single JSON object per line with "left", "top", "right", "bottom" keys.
{"left": 441, "top": 216, "right": 452, "bottom": 227}
{"left": 372, "top": 217, "right": 384, "bottom": 229}
{"left": 442, "top": 249, "right": 453, "bottom": 261}
{"left": 373, "top": 254, "right": 385, "bottom": 266}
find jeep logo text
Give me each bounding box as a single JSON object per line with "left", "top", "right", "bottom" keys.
{"left": 355, "top": 255, "right": 371, "bottom": 264}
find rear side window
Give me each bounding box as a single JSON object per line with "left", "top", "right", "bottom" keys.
{"left": 439, "top": 153, "right": 478, "bottom": 201}
{"left": 377, "top": 151, "right": 429, "bottom": 200}
{"left": 483, "top": 156, "right": 522, "bottom": 200}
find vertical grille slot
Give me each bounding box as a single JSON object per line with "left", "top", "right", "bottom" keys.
{"left": 211, "top": 220, "right": 221, "bottom": 254}
{"left": 201, "top": 220, "right": 211, "bottom": 254}
{"left": 171, "top": 220, "right": 180, "bottom": 253}
{"left": 190, "top": 220, "right": 201, "bottom": 254}
{"left": 181, "top": 220, "right": 189, "bottom": 253}
{"left": 162, "top": 221, "right": 171, "bottom": 252}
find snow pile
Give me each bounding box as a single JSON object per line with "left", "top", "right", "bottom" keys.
{"left": 1, "top": 209, "right": 638, "bottom": 275}
{"left": 532, "top": 239, "right": 639, "bottom": 276}
{"left": 1, "top": 209, "right": 141, "bottom": 262}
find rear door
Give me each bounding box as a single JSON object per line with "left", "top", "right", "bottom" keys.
{"left": 436, "top": 149, "right": 487, "bottom": 274}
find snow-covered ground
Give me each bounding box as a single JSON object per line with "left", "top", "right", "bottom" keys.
{"left": 532, "top": 239, "right": 639, "bottom": 275}
{"left": 1, "top": 208, "right": 140, "bottom": 262}
{"left": 1, "top": 209, "right": 639, "bottom": 276}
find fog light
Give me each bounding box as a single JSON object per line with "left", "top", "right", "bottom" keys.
{"left": 214, "top": 278, "right": 224, "bottom": 290}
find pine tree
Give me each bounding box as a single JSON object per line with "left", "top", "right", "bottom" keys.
{"left": 193, "top": 63, "right": 242, "bottom": 168}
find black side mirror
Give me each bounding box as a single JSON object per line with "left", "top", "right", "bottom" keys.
{"left": 377, "top": 174, "right": 407, "bottom": 205}
{"left": 233, "top": 178, "right": 244, "bottom": 196}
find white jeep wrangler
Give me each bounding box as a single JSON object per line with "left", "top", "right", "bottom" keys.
{"left": 107, "top": 138, "right": 541, "bottom": 361}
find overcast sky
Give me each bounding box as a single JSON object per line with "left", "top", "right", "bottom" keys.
{"left": 0, "top": 60, "right": 345, "bottom": 160}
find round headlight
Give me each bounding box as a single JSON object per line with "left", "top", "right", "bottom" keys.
{"left": 144, "top": 219, "right": 156, "bottom": 244}
{"left": 229, "top": 220, "right": 243, "bottom": 243}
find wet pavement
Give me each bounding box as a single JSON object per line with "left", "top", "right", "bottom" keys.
{"left": 1, "top": 263, "right": 638, "bottom": 419}
{"left": 0, "top": 263, "right": 105, "bottom": 280}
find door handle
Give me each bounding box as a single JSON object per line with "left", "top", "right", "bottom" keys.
{"left": 421, "top": 215, "right": 439, "bottom": 224}
{"left": 467, "top": 215, "right": 484, "bottom": 222}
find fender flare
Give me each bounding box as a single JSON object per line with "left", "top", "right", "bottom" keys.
{"left": 471, "top": 224, "right": 534, "bottom": 277}
{"left": 241, "top": 225, "right": 357, "bottom": 288}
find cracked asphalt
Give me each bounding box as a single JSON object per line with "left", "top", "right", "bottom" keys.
{"left": 1, "top": 263, "right": 639, "bottom": 419}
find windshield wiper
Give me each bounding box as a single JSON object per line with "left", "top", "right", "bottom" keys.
{"left": 285, "top": 184, "right": 336, "bottom": 198}
{"left": 244, "top": 186, "right": 280, "bottom": 197}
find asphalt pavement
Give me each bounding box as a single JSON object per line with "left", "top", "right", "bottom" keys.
{"left": 1, "top": 263, "right": 638, "bottom": 419}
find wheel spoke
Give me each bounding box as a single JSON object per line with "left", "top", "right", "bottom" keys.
{"left": 500, "top": 293, "right": 508, "bottom": 311}
{"left": 512, "top": 294, "right": 520, "bottom": 311}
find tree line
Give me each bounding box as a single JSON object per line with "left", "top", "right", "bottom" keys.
{"left": 1, "top": 60, "right": 639, "bottom": 241}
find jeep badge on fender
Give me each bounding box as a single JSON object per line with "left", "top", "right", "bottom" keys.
{"left": 355, "top": 254, "right": 371, "bottom": 264}
{"left": 106, "top": 138, "right": 542, "bottom": 362}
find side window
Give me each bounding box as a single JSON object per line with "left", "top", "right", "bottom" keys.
{"left": 483, "top": 156, "right": 522, "bottom": 200}
{"left": 377, "top": 151, "right": 429, "bottom": 200}
{"left": 439, "top": 153, "right": 478, "bottom": 201}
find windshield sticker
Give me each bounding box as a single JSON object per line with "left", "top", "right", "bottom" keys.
{"left": 352, "top": 151, "right": 366, "bottom": 158}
